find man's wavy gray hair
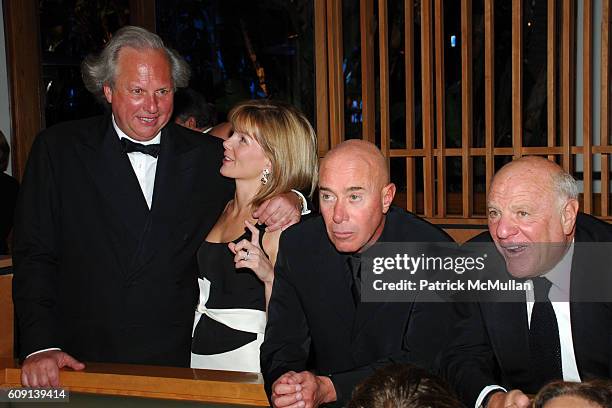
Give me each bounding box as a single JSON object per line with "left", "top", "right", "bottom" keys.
{"left": 81, "top": 26, "right": 190, "bottom": 101}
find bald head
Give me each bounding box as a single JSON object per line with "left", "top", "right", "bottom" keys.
{"left": 321, "top": 140, "right": 390, "bottom": 187}
{"left": 487, "top": 156, "right": 579, "bottom": 278}
{"left": 318, "top": 140, "right": 396, "bottom": 253}
{"left": 490, "top": 157, "right": 579, "bottom": 208}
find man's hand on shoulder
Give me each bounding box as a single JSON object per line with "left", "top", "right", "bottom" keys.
{"left": 253, "top": 193, "right": 302, "bottom": 232}
{"left": 271, "top": 371, "right": 336, "bottom": 408}
{"left": 486, "top": 390, "right": 530, "bottom": 408}
{"left": 21, "top": 350, "right": 85, "bottom": 387}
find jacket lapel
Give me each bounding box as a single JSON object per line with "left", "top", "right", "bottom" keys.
{"left": 352, "top": 300, "right": 389, "bottom": 338}
{"left": 312, "top": 236, "right": 356, "bottom": 329}
{"left": 569, "top": 223, "right": 612, "bottom": 378}
{"left": 76, "top": 117, "right": 149, "bottom": 244}
{"left": 483, "top": 302, "right": 532, "bottom": 382}
{"left": 133, "top": 126, "right": 200, "bottom": 270}
{"left": 351, "top": 214, "right": 413, "bottom": 336}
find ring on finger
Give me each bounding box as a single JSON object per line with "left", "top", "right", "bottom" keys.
{"left": 242, "top": 249, "right": 250, "bottom": 261}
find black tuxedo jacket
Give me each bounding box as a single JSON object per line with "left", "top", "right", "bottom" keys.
{"left": 12, "top": 115, "right": 233, "bottom": 366}
{"left": 261, "top": 207, "right": 455, "bottom": 406}
{"left": 441, "top": 213, "right": 612, "bottom": 405}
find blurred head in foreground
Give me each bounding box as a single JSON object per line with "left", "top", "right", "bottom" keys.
{"left": 348, "top": 363, "right": 465, "bottom": 408}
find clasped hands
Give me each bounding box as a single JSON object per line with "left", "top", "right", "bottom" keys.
{"left": 271, "top": 371, "right": 337, "bottom": 408}
{"left": 486, "top": 390, "right": 531, "bottom": 408}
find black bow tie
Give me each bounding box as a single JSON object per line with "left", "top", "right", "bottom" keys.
{"left": 121, "top": 138, "right": 161, "bottom": 158}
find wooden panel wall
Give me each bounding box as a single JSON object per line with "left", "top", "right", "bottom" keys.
{"left": 9, "top": 1, "right": 610, "bottom": 223}
{"left": 378, "top": 0, "right": 390, "bottom": 157}
{"left": 421, "top": 0, "right": 435, "bottom": 218}
{"left": 404, "top": 0, "right": 417, "bottom": 212}
{"left": 512, "top": 0, "right": 523, "bottom": 159}
{"left": 0, "top": 274, "right": 13, "bottom": 359}
{"left": 360, "top": 0, "right": 376, "bottom": 144}
{"left": 561, "top": 0, "right": 575, "bottom": 171}
{"left": 547, "top": 0, "right": 557, "bottom": 163}
{"left": 129, "top": 0, "right": 156, "bottom": 32}
{"left": 484, "top": 0, "right": 495, "bottom": 198}
{"left": 461, "top": 0, "right": 473, "bottom": 217}
{"left": 327, "top": 0, "right": 344, "bottom": 148}
{"left": 3, "top": 0, "right": 44, "bottom": 181}
{"left": 602, "top": 0, "right": 611, "bottom": 217}
{"left": 315, "top": 0, "right": 330, "bottom": 155}
{"left": 315, "top": 0, "right": 612, "bottom": 223}
{"left": 583, "top": 0, "right": 593, "bottom": 213}
{"left": 434, "top": 0, "right": 446, "bottom": 217}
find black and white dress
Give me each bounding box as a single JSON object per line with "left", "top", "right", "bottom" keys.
{"left": 191, "top": 224, "right": 267, "bottom": 372}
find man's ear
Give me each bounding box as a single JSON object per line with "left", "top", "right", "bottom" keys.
{"left": 381, "top": 183, "right": 396, "bottom": 214}
{"left": 560, "top": 198, "right": 579, "bottom": 235}
{"left": 103, "top": 84, "right": 113, "bottom": 104}
{"left": 185, "top": 117, "right": 198, "bottom": 130}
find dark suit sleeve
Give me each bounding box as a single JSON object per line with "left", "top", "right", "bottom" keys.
{"left": 12, "top": 133, "right": 62, "bottom": 359}
{"left": 438, "top": 303, "right": 500, "bottom": 406}
{"left": 260, "top": 247, "right": 311, "bottom": 398}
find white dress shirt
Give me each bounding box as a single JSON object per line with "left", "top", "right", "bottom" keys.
{"left": 476, "top": 242, "right": 580, "bottom": 408}
{"left": 112, "top": 116, "right": 160, "bottom": 209}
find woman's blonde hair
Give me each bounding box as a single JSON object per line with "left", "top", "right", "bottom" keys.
{"left": 228, "top": 100, "right": 318, "bottom": 208}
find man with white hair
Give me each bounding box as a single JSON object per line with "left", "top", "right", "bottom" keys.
{"left": 441, "top": 156, "right": 612, "bottom": 408}
{"left": 13, "top": 25, "right": 302, "bottom": 388}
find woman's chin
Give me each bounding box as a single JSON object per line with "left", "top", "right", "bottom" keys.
{"left": 219, "top": 166, "right": 234, "bottom": 178}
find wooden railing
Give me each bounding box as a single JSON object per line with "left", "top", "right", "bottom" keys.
{"left": 0, "top": 257, "right": 12, "bottom": 269}
{"left": 0, "top": 359, "right": 269, "bottom": 405}
{"left": 1, "top": 266, "right": 269, "bottom": 405}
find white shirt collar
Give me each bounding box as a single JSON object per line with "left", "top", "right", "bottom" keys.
{"left": 112, "top": 114, "right": 162, "bottom": 145}
{"left": 538, "top": 239, "right": 574, "bottom": 301}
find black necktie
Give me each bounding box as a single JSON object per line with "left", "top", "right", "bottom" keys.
{"left": 346, "top": 255, "right": 362, "bottom": 306}
{"left": 529, "top": 277, "right": 563, "bottom": 390}
{"left": 121, "top": 138, "right": 161, "bottom": 158}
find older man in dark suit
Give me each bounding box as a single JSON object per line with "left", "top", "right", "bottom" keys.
{"left": 13, "top": 26, "right": 302, "bottom": 388}
{"left": 440, "top": 157, "right": 612, "bottom": 408}
{"left": 261, "top": 140, "right": 454, "bottom": 408}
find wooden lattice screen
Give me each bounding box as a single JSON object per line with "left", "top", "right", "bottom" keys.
{"left": 315, "top": 0, "right": 612, "bottom": 224}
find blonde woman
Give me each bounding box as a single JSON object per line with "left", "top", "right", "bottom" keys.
{"left": 191, "top": 100, "right": 318, "bottom": 372}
